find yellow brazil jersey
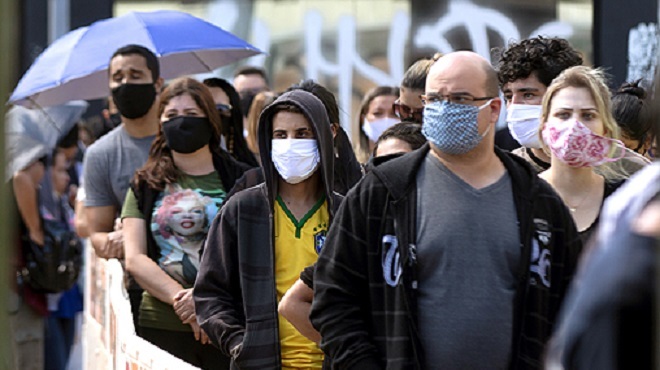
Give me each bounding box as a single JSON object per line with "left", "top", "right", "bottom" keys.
{"left": 274, "top": 195, "right": 328, "bottom": 369}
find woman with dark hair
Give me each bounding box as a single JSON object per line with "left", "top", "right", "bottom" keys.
{"left": 353, "top": 86, "right": 400, "bottom": 163}
{"left": 121, "top": 77, "right": 248, "bottom": 370}
{"left": 202, "top": 77, "right": 259, "bottom": 167}
{"left": 372, "top": 121, "right": 426, "bottom": 157}
{"left": 612, "top": 79, "right": 655, "bottom": 159}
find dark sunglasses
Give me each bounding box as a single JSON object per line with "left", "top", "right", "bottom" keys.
{"left": 216, "top": 104, "right": 232, "bottom": 117}
{"left": 393, "top": 100, "right": 424, "bottom": 123}
{"left": 216, "top": 103, "right": 232, "bottom": 112}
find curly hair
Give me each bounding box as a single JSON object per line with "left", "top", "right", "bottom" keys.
{"left": 493, "top": 36, "right": 583, "bottom": 87}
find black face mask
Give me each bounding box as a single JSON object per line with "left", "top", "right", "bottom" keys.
{"left": 108, "top": 112, "right": 122, "bottom": 127}
{"left": 111, "top": 83, "right": 157, "bottom": 119}
{"left": 162, "top": 116, "right": 213, "bottom": 154}
{"left": 239, "top": 93, "right": 256, "bottom": 118}
{"left": 99, "top": 112, "right": 122, "bottom": 138}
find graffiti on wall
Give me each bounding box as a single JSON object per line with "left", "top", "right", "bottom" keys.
{"left": 414, "top": 1, "right": 572, "bottom": 62}
{"left": 626, "top": 22, "right": 659, "bottom": 84}
{"left": 207, "top": 0, "right": 574, "bottom": 133}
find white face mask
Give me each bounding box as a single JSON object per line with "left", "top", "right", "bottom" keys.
{"left": 362, "top": 117, "right": 399, "bottom": 143}
{"left": 271, "top": 139, "right": 321, "bottom": 184}
{"left": 506, "top": 104, "right": 543, "bottom": 149}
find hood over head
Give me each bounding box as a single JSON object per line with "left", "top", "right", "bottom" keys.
{"left": 258, "top": 90, "right": 335, "bottom": 211}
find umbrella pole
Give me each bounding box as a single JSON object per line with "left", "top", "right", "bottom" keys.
{"left": 0, "top": 0, "right": 19, "bottom": 368}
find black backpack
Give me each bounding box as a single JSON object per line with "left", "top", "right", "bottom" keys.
{"left": 21, "top": 215, "right": 82, "bottom": 293}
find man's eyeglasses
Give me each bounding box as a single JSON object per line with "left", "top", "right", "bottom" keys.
{"left": 393, "top": 100, "right": 424, "bottom": 123}
{"left": 420, "top": 93, "right": 493, "bottom": 106}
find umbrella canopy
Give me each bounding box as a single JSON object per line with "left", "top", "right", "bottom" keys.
{"left": 5, "top": 101, "right": 88, "bottom": 181}
{"left": 9, "top": 10, "right": 263, "bottom": 108}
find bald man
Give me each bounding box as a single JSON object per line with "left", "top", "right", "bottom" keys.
{"left": 311, "top": 51, "right": 582, "bottom": 369}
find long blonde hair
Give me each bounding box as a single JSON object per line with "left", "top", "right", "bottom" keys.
{"left": 539, "top": 66, "right": 626, "bottom": 180}
{"left": 245, "top": 91, "right": 277, "bottom": 156}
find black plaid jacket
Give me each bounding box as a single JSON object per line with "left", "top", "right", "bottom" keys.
{"left": 311, "top": 144, "right": 583, "bottom": 370}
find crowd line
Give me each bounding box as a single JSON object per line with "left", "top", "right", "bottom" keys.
{"left": 8, "top": 35, "right": 660, "bottom": 370}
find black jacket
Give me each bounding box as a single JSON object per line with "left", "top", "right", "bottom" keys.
{"left": 194, "top": 90, "right": 343, "bottom": 369}
{"left": 311, "top": 144, "right": 583, "bottom": 369}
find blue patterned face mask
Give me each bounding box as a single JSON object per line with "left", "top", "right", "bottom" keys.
{"left": 422, "top": 99, "right": 493, "bottom": 155}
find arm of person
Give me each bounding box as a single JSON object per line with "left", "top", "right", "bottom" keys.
{"left": 123, "top": 217, "right": 184, "bottom": 305}
{"left": 193, "top": 203, "right": 246, "bottom": 358}
{"left": 224, "top": 167, "right": 263, "bottom": 205}
{"left": 310, "top": 183, "right": 382, "bottom": 369}
{"left": 122, "top": 187, "right": 208, "bottom": 343}
{"left": 12, "top": 162, "right": 45, "bottom": 245}
{"left": 632, "top": 200, "right": 660, "bottom": 237}
{"left": 87, "top": 205, "right": 124, "bottom": 259}
{"left": 172, "top": 289, "right": 210, "bottom": 344}
{"left": 278, "top": 278, "right": 320, "bottom": 344}
{"left": 83, "top": 146, "right": 124, "bottom": 258}
{"left": 74, "top": 197, "right": 90, "bottom": 238}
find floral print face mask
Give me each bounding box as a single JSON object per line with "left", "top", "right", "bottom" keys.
{"left": 542, "top": 119, "right": 626, "bottom": 168}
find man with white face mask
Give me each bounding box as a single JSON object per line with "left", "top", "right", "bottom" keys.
{"left": 496, "top": 37, "right": 648, "bottom": 177}
{"left": 194, "top": 90, "right": 343, "bottom": 369}
{"left": 494, "top": 36, "right": 583, "bottom": 172}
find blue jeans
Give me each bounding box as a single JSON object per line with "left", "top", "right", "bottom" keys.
{"left": 44, "top": 316, "right": 75, "bottom": 370}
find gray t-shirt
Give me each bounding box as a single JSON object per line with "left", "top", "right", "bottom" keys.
{"left": 416, "top": 153, "right": 521, "bottom": 369}
{"left": 83, "top": 125, "right": 155, "bottom": 210}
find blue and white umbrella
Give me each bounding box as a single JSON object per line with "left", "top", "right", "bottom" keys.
{"left": 9, "top": 10, "right": 263, "bottom": 108}
{"left": 5, "top": 101, "right": 88, "bottom": 181}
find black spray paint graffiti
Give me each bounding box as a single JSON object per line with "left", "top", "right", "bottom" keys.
{"left": 626, "top": 23, "right": 659, "bottom": 85}
{"left": 205, "top": 0, "right": 574, "bottom": 135}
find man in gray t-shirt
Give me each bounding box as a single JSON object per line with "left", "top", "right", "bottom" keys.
{"left": 83, "top": 44, "right": 163, "bottom": 260}
{"left": 311, "top": 51, "right": 582, "bottom": 369}
{"left": 416, "top": 154, "right": 520, "bottom": 368}
{"left": 83, "top": 45, "right": 163, "bottom": 334}
{"left": 84, "top": 126, "right": 154, "bottom": 211}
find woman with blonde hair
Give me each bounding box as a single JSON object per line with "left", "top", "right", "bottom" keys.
{"left": 394, "top": 53, "right": 442, "bottom": 124}
{"left": 538, "top": 66, "right": 627, "bottom": 244}
{"left": 245, "top": 91, "right": 277, "bottom": 164}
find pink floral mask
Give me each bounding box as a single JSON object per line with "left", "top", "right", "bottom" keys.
{"left": 542, "top": 119, "right": 626, "bottom": 167}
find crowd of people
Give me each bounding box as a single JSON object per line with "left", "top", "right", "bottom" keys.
{"left": 7, "top": 34, "right": 659, "bottom": 370}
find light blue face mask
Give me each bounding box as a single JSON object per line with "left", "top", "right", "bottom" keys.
{"left": 422, "top": 99, "right": 493, "bottom": 155}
